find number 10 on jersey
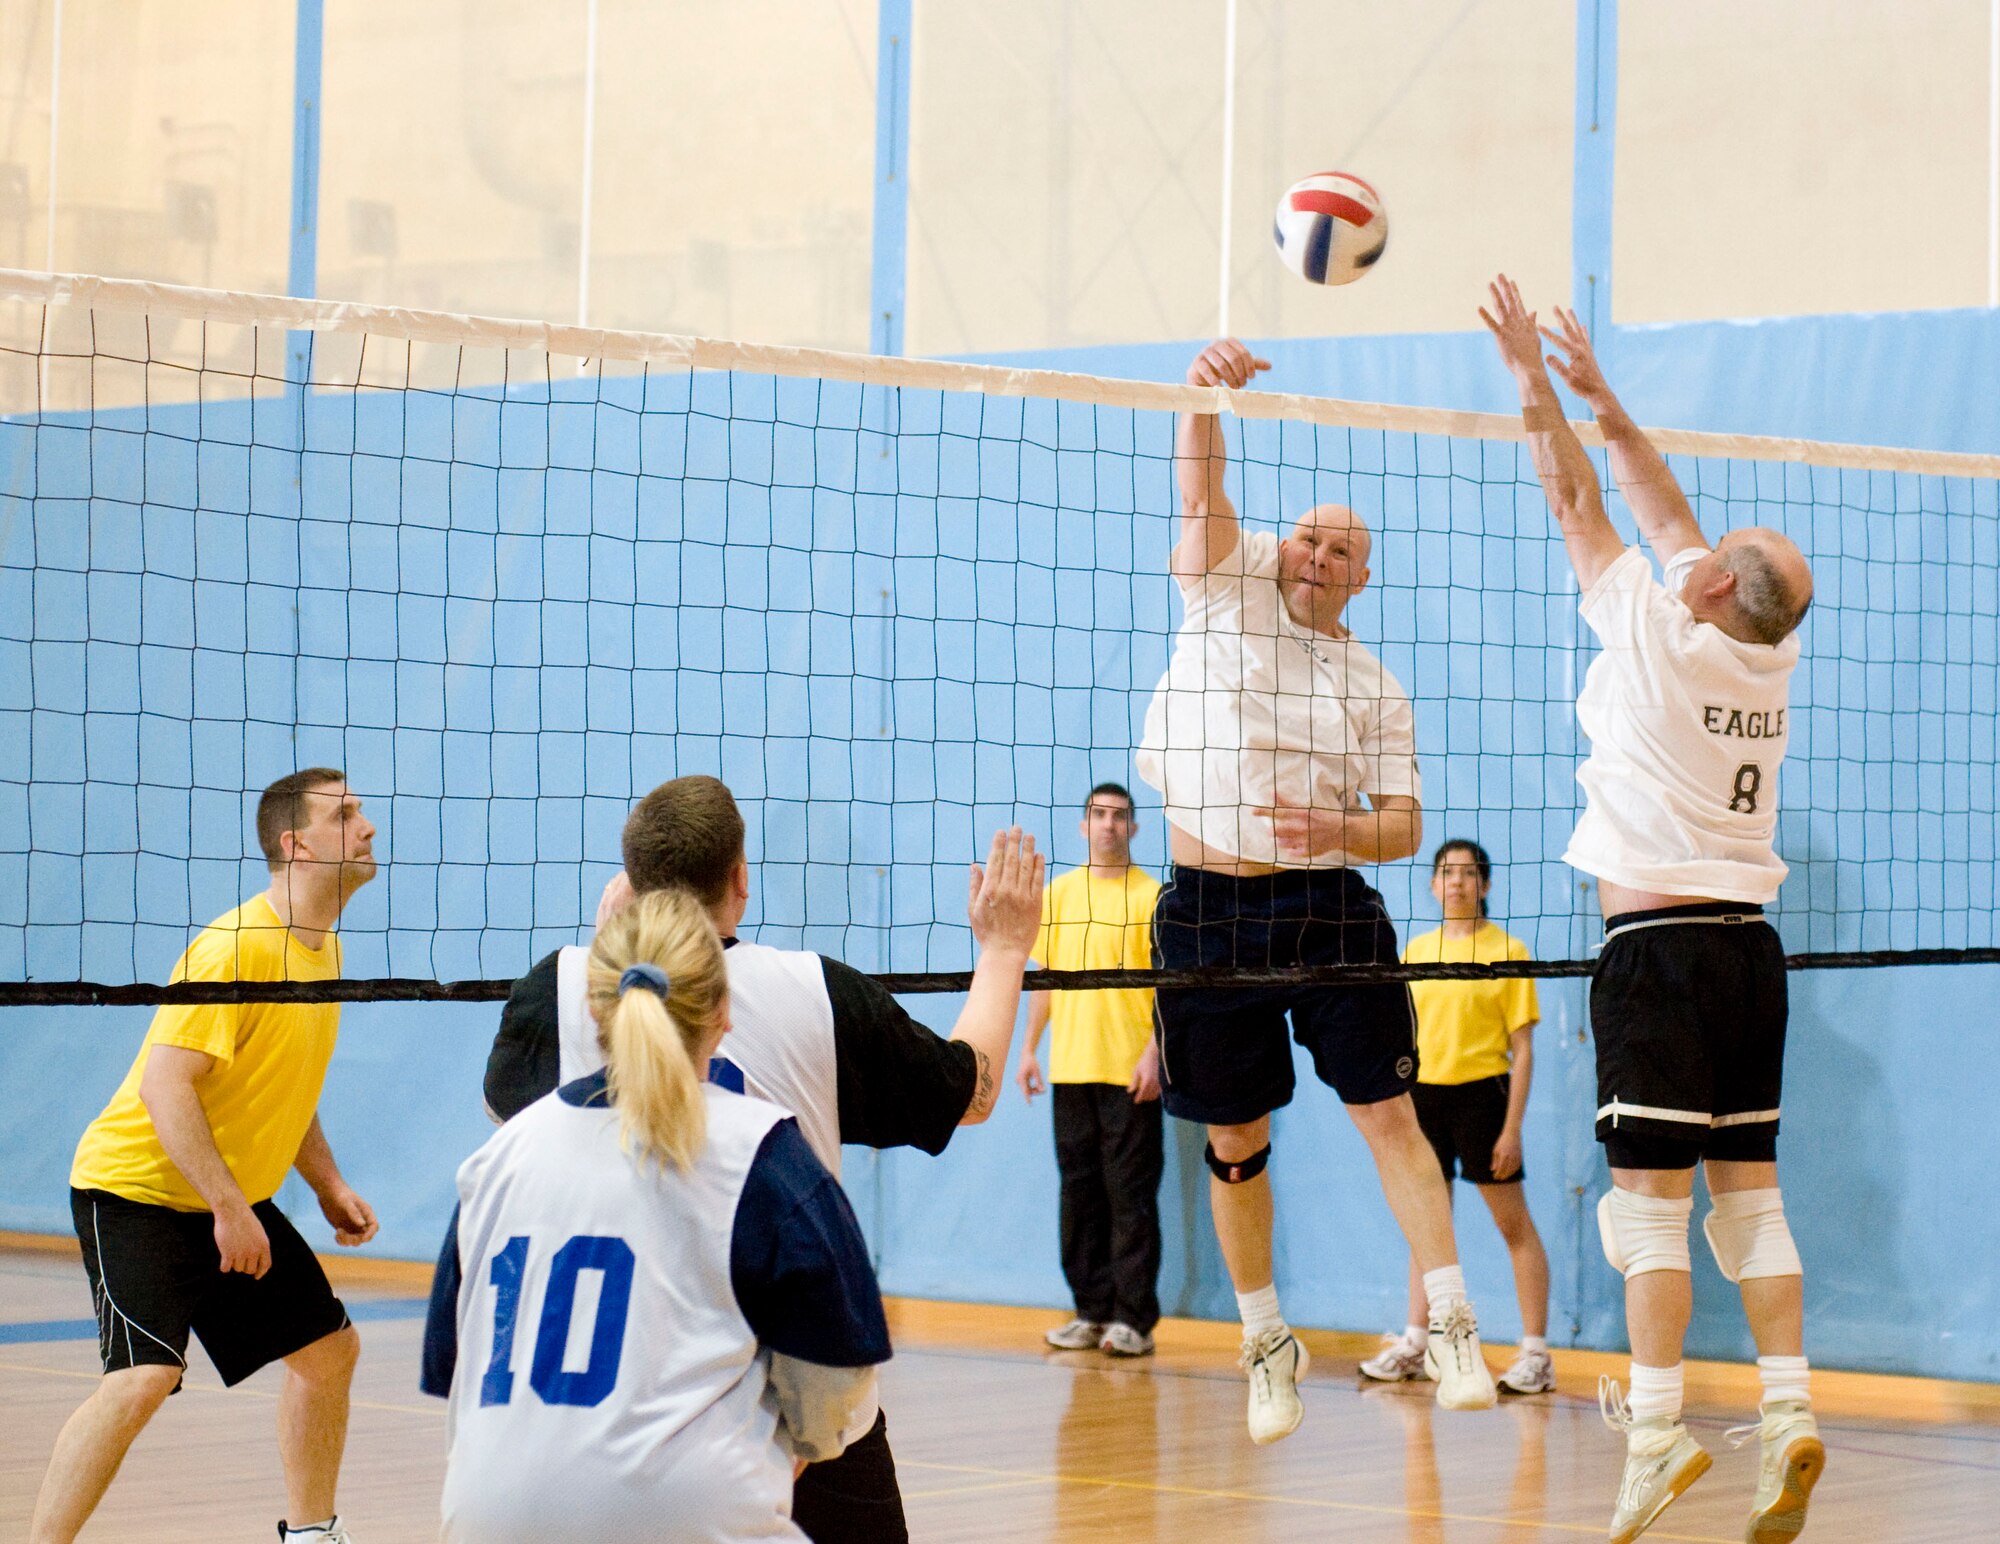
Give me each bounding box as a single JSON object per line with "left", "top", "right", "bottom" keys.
{"left": 479, "top": 1234, "right": 635, "bottom": 1408}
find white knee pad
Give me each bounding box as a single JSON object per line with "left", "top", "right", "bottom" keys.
{"left": 1596, "top": 1188, "right": 1693, "bottom": 1278}
{"left": 1703, "top": 1188, "right": 1802, "bottom": 1282}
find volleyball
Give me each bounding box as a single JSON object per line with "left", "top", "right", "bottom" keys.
{"left": 1272, "top": 171, "right": 1388, "bottom": 286}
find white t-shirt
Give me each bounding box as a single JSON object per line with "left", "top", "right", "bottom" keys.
{"left": 441, "top": 1084, "right": 800, "bottom": 1544}
{"left": 555, "top": 942, "right": 841, "bottom": 1177}
{"left": 1567, "top": 545, "right": 1798, "bottom": 902}
{"left": 1136, "top": 528, "right": 1420, "bottom": 866}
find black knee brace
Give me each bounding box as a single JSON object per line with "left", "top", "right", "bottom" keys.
{"left": 1205, "top": 1141, "right": 1271, "bottom": 1184}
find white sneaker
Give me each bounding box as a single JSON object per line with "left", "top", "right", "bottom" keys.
{"left": 1423, "top": 1301, "right": 1498, "bottom": 1410}
{"left": 1497, "top": 1346, "right": 1557, "bottom": 1395}
{"left": 1600, "top": 1378, "right": 1712, "bottom": 1544}
{"left": 1043, "top": 1317, "right": 1104, "bottom": 1350}
{"left": 279, "top": 1520, "right": 355, "bottom": 1543}
{"left": 1099, "top": 1322, "right": 1155, "bottom": 1357}
{"left": 1358, "top": 1331, "right": 1432, "bottom": 1383}
{"left": 1731, "top": 1400, "right": 1824, "bottom": 1543}
{"left": 1239, "top": 1326, "right": 1310, "bottom": 1444}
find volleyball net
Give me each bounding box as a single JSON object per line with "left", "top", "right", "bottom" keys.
{"left": 1, "top": 270, "right": 1995, "bottom": 1006}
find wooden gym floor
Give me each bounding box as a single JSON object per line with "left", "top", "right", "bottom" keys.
{"left": 4, "top": 1234, "right": 1996, "bottom": 1541}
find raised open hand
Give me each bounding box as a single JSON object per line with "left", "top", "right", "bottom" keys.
{"left": 967, "top": 826, "right": 1045, "bottom": 960}
{"left": 1540, "top": 305, "right": 1610, "bottom": 405}
{"left": 1478, "top": 274, "right": 1546, "bottom": 382}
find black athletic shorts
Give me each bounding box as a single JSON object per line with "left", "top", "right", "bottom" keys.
{"left": 71, "top": 1187, "right": 350, "bottom": 1389}
{"left": 1412, "top": 1075, "right": 1520, "bottom": 1186}
{"left": 1591, "top": 902, "right": 1787, "bottom": 1169}
{"left": 1153, "top": 865, "right": 1419, "bottom": 1126}
{"left": 792, "top": 1408, "right": 907, "bottom": 1544}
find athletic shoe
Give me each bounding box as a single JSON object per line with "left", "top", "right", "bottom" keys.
{"left": 1239, "top": 1326, "right": 1310, "bottom": 1444}
{"left": 1600, "top": 1377, "right": 1712, "bottom": 1544}
{"left": 1424, "top": 1302, "right": 1498, "bottom": 1410}
{"left": 1497, "top": 1346, "right": 1557, "bottom": 1395}
{"left": 278, "top": 1520, "right": 355, "bottom": 1543}
{"left": 1730, "top": 1400, "right": 1825, "bottom": 1543}
{"left": 1043, "top": 1317, "right": 1105, "bottom": 1351}
{"left": 1358, "top": 1331, "right": 1432, "bottom": 1383}
{"left": 1100, "top": 1322, "right": 1155, "bottom": 1357}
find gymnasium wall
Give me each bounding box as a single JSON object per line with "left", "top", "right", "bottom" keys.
{"left": 2, "top": 0, "right": 1998, "bottom": 1385}
{"left": 3, "top": 301, "right": 1998, "bottom": 1386}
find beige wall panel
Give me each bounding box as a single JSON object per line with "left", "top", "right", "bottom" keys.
{"left": 1225, "top": 0, "right": 1572, "bottom": 342}
{"left": 906, "top": 0, "right": 1226, "bottom": 355}
{"left": 319, "top": 0, "right": 587, "bottom": 323}
{"left": 589, "top": 0, "right": 874, "bottom": 349}
{"left": 0, "top": 1, "right": 55, "bottom": 276}
{"left": 30, "top": 0, "right": 292, "bottom": 295}
{"left": 907, "top": 0, "right": 1571, "bottom": 355}
{"left": 1615, "top": 0, "right": 1991, "bottom": 322}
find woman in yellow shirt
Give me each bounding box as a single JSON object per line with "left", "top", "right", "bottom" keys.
{"left": 1360, "top": 839, "right": 1554, "bottom": 1395}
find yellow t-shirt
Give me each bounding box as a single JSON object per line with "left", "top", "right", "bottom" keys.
{"left": 71, "top": 894, "right": 343, "bottom": 1211}
{"left": 1031, "top": 865, "right": 1162, "bottom": 1086}
{"left": 1403, "top": 922, "right": 1539, "bottom": 1086}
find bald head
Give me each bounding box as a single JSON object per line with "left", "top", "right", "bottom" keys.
{"left": 1293, "top": 503, "right": 1373, "bottom": 563}
{"left": 1718, "top": 528, "right": 1812, "bottom": 644}
{"left": 1278, "top": 504, "right": 1373, "bottom": 635}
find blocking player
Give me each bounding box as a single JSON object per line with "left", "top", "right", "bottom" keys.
{"left": 1484, "top": 274, "right": 1820, "bottom": 1544}
{"left": 31, "top": 769, "right": 381, "bottom": 1544}
{"left": 482, "top": 774, "right": 1044, "bottom": 1543}
{"left": 426, "top": 889, "right": 890, "bottom": 1543}
{"left": 1134, "top": 338, "right": 1499, "bottom": 1445}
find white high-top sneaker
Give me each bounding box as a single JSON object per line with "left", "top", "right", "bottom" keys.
{"left": 1423, "top": 1301, "right": 1498, "bottom": 1410}
{"left": 1239, "top": 1325, "right": 1310, "bottom": 1444}
{"left": 1599, "top": 1377, "right": 1712, "bottom": 1544}
{"left": 1731, "top": 1399, "right": 1825, "bottom": 1543}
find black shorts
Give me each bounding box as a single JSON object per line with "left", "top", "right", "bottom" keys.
{"left": 1591, "top": 903, "right": 1788, "bottom": 1169}
{"left": 71, "top": 1187, "right": 350, "bottom": 1389}
{"left": 1153, "top": 865, "right": 1419, "bottom": 1126}
{"left": 792, "top": 1408, "right": 907, "bottom": 1544}
{"left": 1412, "top": 1075, "right": 1520, "bottom": 1186}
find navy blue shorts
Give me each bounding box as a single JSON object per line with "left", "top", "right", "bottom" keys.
{"left": 1152, "top": 865, "right": 1419, "bottom": 1126}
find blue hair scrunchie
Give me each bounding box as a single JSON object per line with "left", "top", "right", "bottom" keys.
{"left": 619, "top": 962, "right": 671, "bottom": 998}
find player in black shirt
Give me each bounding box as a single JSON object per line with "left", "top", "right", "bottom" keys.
{"left": 482, "top": 774, "right": 1044, "bottom": 1544}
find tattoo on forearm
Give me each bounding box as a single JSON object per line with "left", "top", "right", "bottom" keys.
{"left": 972, "top": 1048, "right": 995, "bottom": 1113}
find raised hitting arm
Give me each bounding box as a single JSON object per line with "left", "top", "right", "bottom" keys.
{"left": 1481, "top": 275, "right": 1624, "bottom": 591}
{"left": 1172, "top": 339, "right": 1270, "bottom": 583}
{"left": 1540, "top": 305, "right": 1709, "bottom": 562}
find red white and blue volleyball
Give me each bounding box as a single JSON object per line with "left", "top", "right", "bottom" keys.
{"left": 1272, "top": 172, "right": 1388, "bottom": 286}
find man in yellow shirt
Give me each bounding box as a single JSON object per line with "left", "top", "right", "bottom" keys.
{"left": 1360, "top": 839, "right": 1554, "bottom": 1396}
{"left": 1017, "top": 783, "right": 1164, "bottom": 1357}
{"left": 32, "top": 769, "right": 381, "bottom": 1544}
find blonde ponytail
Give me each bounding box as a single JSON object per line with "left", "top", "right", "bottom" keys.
{"left": 585, "top": 888, "right": 730, "bottom": 1171}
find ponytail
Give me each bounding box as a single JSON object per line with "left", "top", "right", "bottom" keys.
{"left": 586, "top": 888, "right": 730, "bottom": 1171}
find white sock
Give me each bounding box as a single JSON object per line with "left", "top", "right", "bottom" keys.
{"left": 1626, "top": 1361, "right": 1684, "bottom": 1423}
{"left": 1758, "top": 1354, "right": 1811, "bottom": 1407}
{"left": 1423, "top": 1265, "right": 1468, "bottom": 1319}
{"left": 1403, "top": 1321, "right": 1430, "bottom": 1349}
{"left": 1236, "top": 1284, "right": 1285, "bottom": 1340}
{"left": 1521, "top": 1334, "right": 1548, "bottom": 1355}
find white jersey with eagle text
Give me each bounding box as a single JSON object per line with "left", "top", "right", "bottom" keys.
{"left": 1567, "top": 546, "right": 1799, "bottom": 902}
